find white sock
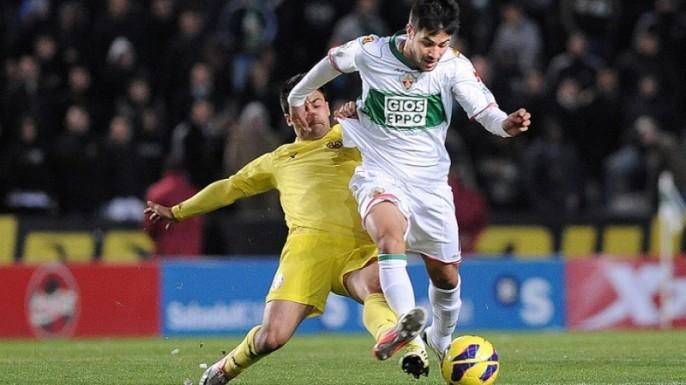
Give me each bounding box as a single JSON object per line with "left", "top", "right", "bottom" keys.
{"left": 428, "top": 279, "right": 461, "bottom": 352}
{"left": 378, "top": 254, "right": 415, "bottom": 316}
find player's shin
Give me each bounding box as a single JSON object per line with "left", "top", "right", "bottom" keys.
{"left": 222, "top": 325, "right": 267, "bottom": 379}
{"left": 428, "top": 279, "right": 462, "bottom": 353}
{"left": 363, "top": 292, "right": 398, "bottom": 340}
{"left": 378, "top": 254, "right": 416, "bottom": 316}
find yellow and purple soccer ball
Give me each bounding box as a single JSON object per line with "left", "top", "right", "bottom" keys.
{"left": 441, "top": 335, "right": 500, "bottom": 385}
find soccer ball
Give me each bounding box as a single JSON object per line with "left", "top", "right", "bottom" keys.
{"left": 441, "top": 335, "right": 499, "bottom": 385}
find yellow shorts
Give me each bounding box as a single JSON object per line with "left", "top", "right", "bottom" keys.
{"left": 265, "top": 229, "right": 377, "bottom": 317}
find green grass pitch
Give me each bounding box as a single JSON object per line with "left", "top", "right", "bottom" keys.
{"left": 1, "top": 331, "right": 685, "bottom": 384}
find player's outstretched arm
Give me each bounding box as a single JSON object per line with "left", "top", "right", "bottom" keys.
{"left": 502, "top": 108, "right": 531, "bottom": 137}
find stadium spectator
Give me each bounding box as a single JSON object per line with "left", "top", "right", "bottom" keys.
{"left": 489, "top": 1, "right": 542, "bottom": 78}
{"left": 101, "top": 36, "right": 139, "bottom": 112}
{"left": 33, "top": 34, "right": 61, "bottom": 92}
{"left": 219, "top": 0, "right": 278, "bottom": 92}
{"left": 559, "top": 0, "right": 622, "bottom": 59}
{"left": 237, "top": 47, "right": 278, "bottom": 113}
{"left": 634, "top": 0, "right": 686, "bottom": 73}
{"left": 584, "top": 68, "right": 624, "bottom": 192}
{"left": 224, "top": 101, "right": 281, "bottom": 218}
{"left": 101, "top": 114, "right": 144, "bottom": 222}
{"left": 1, "top": 115, "right": 55, "bottom": 213}
{"left": 55, "top": 1, "right": 89, "bottom": 67}
{"left": 135, "top": 108, "right": 168, "bottom": 191}
{"left": 456, "top": 0, "right": 497, "bottom": 56}
{"left": 170, "top": 99, "right": 223, "bottom": 187}
{"left": 116, "top": 74, "right": 157, "bottom": 126}
{"left": 624, "top": 74, "right": 680, "bottom": 134}
{"left": 549, "top": 76, "right": 599, "bottom": 206}
{"left": 144, "top": 157, "right": 202, "bottom": 257}
{"left": 544, "top": 31, "right": 603, "bottom": 95}
{"left": 53, "top": 105, "right": 102, "bottom": 216}
{"left": 522, "top": 118, "right": 582, "bottom": 215}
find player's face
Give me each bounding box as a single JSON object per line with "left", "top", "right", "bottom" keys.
{"left": 405, "top": 25, "right": 451, "bottom": 71}
{"left": 288, "top": 90, "right": 331, "bottom": 140}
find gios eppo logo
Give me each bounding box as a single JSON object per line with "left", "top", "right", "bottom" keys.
{"left": 25, "top": 264, "right": 80, "bottom": 338}
{"left": 384, "top": 95, "right": 427, "bottom": 127}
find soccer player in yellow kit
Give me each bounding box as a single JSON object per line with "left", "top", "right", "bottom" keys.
{"left": 145, "top": 74, "right": 429, "bottom": 385}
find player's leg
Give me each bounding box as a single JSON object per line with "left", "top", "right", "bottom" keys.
{"left": 343, "top": 256, "right": 428, "bottom": 377}
{"left": 199, "top": 300, "right": 311, "bottom": 385}
{"left": 201, "top": 233, "right": 326, "bottom": 384}
{"left": 422, "top": 257, "right": 461, "bottom": 362}
{"left": 407, "top": 184, "right": 462, "bottom": 362}
{"left": 343, "top": 260, "right": 396, "bottom": 341}
{"left": 365, "top": 200, "right": 417, "bottom": 317}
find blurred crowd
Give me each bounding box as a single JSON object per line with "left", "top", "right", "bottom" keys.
{"left": 1, "top": 0, "right": 685, "bottom": 223}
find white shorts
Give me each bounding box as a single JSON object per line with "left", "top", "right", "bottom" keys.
{"left": 349, "top": 169, "right": 462, "bottom": 263}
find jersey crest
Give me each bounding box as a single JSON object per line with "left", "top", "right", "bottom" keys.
{"left": 400, "top": 72, "right": 417, "bottom": 90}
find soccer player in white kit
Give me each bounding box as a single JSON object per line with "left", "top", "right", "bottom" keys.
{"left": 289, "top": 0, "right": 530, "bottom": 367}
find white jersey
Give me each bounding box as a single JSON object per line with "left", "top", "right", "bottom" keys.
{"left": 330, "top": 33, "right": 504, "bottom": 185}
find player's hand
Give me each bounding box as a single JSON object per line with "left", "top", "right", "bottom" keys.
{"left": 144, "top": 201, "right": 177, "bottom": 230}
{"left": 289, "top": 104, "right": 310, "bottom": 134}
{"left": 333, "top": 101, "right": 358, "bottom": 120}
{"left": 502, "top": 108, "right": 531, "bottom": 137}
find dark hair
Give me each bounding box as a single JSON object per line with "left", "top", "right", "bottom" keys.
{"left": 279, "top": 73, "right": 327, "bottom": 114}
{"left": 409, "top": 0, "right": 460, "bottom": 36}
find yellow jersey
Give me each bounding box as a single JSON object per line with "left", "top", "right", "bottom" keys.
{"left": 172, "top": 125, "right": 369, "bottom": 240}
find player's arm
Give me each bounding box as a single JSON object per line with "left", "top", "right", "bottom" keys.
{"left": 451, "top": 59, "right": 530, "bottom": 137}
{"left": 288, "top": 38, "right": 363, "bottom": 129}
{"left": 145, "top": 153, "right": 275, "bottom": 224}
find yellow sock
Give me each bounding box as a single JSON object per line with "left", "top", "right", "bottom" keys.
{"left": 222, "top": 325, "right": 266, "bottom": 379}
{"left": 363, "top": 293, "right": 398, "bottom": 341}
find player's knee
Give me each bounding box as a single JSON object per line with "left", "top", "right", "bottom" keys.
{"left": 427, "top": 261, "right": 459, "bottom": 289}
{"left": 256, "top": 328, "right": 290, "bottom": 353}
{"left": 360, "top": 271, "right": 382, "bottom": 294}
{"left": 432, "top": 275, "right": 458, "bottom": 290}
{"left": 430, "top": 270, "right": 459, "bottom": 289}
{"left": 375, "top": 233, "right": 405, "bottom": 254}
